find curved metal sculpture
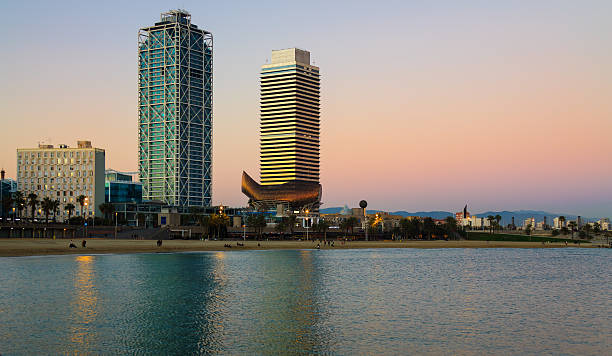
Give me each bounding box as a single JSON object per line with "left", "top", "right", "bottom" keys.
{"left": 241, "top": 171, "right": 321, "bottom": 210}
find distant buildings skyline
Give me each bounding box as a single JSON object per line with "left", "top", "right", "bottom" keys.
{"left": 1, "top": 3, "right": 611, "bottom": 216}
{"left": 138, "top": 10, "right": 213, "bottom": 207}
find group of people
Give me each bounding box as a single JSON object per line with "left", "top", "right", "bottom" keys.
{"left": 68, "top": 240, "right": 86, "bottom": 248}
{"left": 315, "top": 240, "right": 335, "bottom": 249}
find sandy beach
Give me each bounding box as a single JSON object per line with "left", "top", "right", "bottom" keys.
{"left": 0, "top": 238, "right": 594, "bottom": 257}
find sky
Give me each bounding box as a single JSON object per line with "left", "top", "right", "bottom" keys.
{"left": 1, "top": 0, "right": 611, "bottom": 216}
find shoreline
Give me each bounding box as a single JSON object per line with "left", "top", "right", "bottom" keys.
{"left": 0, "top": 238, "right": 597, "bottom": 257}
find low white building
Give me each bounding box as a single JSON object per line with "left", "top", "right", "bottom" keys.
{"left": 17, "top": 141, "right": 105, "bottom": 221}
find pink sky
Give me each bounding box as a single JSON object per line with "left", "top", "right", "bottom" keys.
{"left": 1, "top": 1, "right": 611, "bottom": 216}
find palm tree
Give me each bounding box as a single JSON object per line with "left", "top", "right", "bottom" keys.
{"left": 525, "top": 224, "right": 532, "bottom": 237}
{"left": 558, "top": 216, "right": 566, "bottom": 230}
{"left": 14, "top": 191, "right": 25, "bottom": 220}
{"left": 444, "top": 216, "right": 458, "bottom": 239}
{"left": 27, "top": 193, "right": 38, "bottom": 222}
{"left": 1, "top": 194, "right": 14, "bottom": 220}
{"left": 285, "top": 215, "right": 297, "bottom": 236}
{"left": 65, "top": 203, "right": 76, "bottom": 222}
{"left": 568, "top": 221, "right": 577, "bottom": 239}
{"left": 582, "top": 224, "right": 592, "bottom": 239}
{"left": 593, "top": 222, "right": 601, "bottom": 234}
{"left": 423, "top": 217, "right": 435, "bottom": 240}
{"left": 317, "top": 219, "right": 330, "bottom": 241}
{"left": 487, "top": 215, "right": 495, "bottom": 234}
{"left": 98, "top": 202, "right": 115, "bottom": 224}
{"left": 51, "top": 199, "right": 60, "bottom": 222}
{"left": 495, "top": 215, "right": 502, "bottom": 233}
{"left": 41, "top": 197, "right": 53, "bottom": 224}
{"left": 77, "top": 195, "right": 86, "bottom": 219}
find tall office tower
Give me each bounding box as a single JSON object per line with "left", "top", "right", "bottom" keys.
{"left": 260, "top": 48, "right": 320, "bottom": 186}
{"left": 138, "top": 10, "right": 213, "bottom": 206}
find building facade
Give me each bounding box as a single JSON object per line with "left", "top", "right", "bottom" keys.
{"left": 0, "top": 169, "right": 17, "bottom": 219}
{"left": 260, "top": 48, "right": 320, "bottom": 185}
{"left": 241, "top": 48, "right": 321, "bottom": 212}
{"left": 16, "top": 141, "right": 105, "bottom": 220}
{"left": 138, "top": 10, "right": 213, "bottom": 207}
{"left": 105, "top": 170, "right": 142, "bottom": 203}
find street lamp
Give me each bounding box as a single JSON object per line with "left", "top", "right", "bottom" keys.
{"left": 114, "top": 211, "right": 118, "bottom": 239}
{"left": 84, "top": 199, "right": 88, "bottom": 238}
{"left": 242, "top": 224, "right": 246, "bottom": 241}
{"left": 305, "top": 209, "right": 310, "bottom": 241}
{"left": 360, "top": 200, "right": 368, "bottom": 241}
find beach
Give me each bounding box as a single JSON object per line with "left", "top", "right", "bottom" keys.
{"left": 0, "top": 238, "right": 594, "bottom": 257}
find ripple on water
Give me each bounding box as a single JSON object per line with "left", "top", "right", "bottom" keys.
{"left": 0, "top": 248, "right": 611, "bottom": 355}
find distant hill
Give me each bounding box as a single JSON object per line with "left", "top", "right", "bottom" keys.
{"left": 319, "top": 207, "right": 586, "bottom": 226}
{"left": 319, "top": 207, "right": 453, "bottom": 219}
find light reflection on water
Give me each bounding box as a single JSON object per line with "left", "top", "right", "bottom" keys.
{"left": 0, "top": 248, "right": 611, "bottom": 355}
{"left": 70, "top": 255, "right": 98, "bottom": 349}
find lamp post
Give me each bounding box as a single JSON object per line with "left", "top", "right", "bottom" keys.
{"left": 218, "top": 205, "right": 224, "bottom": 239}
{"left": 360, "top": 200, "right": 368, "bottom": 241}
{"left": 84, "top": 200, "right": 88, "bottom": 238}
{"left": 305, "top": 209, "right": 310, "bottom": 241}
{"left": 243, "top": 224, "right": 246, "bottom": 241}
{"left": 114, "top": 212, "right": 118, "bottom": 239}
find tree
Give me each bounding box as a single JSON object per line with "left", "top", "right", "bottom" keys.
{"left": 444, "top": 216, "right": 458, "bottom": 239}
{"left": 14, "top": 191, "right": 26, "bottom": 220}
{"left": 525, "top": 224, "right": 532, "bottom": 236}
{"left": 422, "top": 217, "right": 435, "bottom": 240}
{"left": 316, "top": 219, "right": 330, "bottom": 241}
{"left": 560, "top": 226, "right": 570, "bottom": 236}
{"left": 208, "top": 213, "right": 229, "bottom": 239}
{"left": 27, "top": 193, "right": 38, "bottom": 221}
{"left": 64, "top": 203, "right": 76, "bottom": 222}
{"left": 247, "top": 214, "right": 267, "bottom": 239}
{"left": 189, "top": 207, "right": 203, "bottom": 225}
{"left": 558, "top": 216, "right": 566, "bottom": 230}
{"left": 487, "top": 215, "right": 495, "bottom": 234}
{"left": 77, "top": 195, "right": 87, "bottom": 219}
{"left": 41, "top": 197, "right": 53, "bottom": 224}
{"left": 285, "top": 215, "right": 297, "bottom": 236}
{"left": 1, "top": 194, "right": 13, "bottom": 220}
{"left": 568, "top": 221, "right": 577, "bottom": 240}
{"left": 593, "top": 222, "right": 601, "bottom": 234}
{"left": 51, "top": 199, "right": 60, "bottom": 222}
{"left": 400, "top": 217, "right": 421, "bottom": 239}
{"left": 582, "top": 224, "right": 592, "bottom": 239}
{"left": 495, "top": 215, "right": 502, "bottom": 232}
{"left": 98, "top": 202, "right": 115, "bottom": 224}
{"left": 275, "top": 218, "right": 287, "bottom": 234}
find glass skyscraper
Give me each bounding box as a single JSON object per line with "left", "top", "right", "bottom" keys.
{"left": 138, "top": 10, "right": 212, "bottom": 207}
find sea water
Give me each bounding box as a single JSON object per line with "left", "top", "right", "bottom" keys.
{"left": 1, "top": 248, "right": 610, "bottom": 355}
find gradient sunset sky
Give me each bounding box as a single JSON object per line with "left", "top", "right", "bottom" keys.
{"left": 1, "top": 0, "right": 611, "bottom": 216}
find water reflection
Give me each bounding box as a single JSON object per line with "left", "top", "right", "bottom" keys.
{"left": 1, "top": 249, "right": 610, "bottom": 355}
{"left": 69, "top": 255, "right": 98, "bottom": 349}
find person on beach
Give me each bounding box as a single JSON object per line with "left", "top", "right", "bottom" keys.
{"left": 69, "top": 240, "right": 77, "bottom": 248}
{"left": 157, "top": 240, "right": 162, "bottom": 247}
{"left": 82, "top": 240, "right": 86, "bottom": 248}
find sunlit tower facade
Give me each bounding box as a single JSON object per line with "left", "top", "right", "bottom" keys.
{"left": 260, "top": 48, "right": 320, "bottom": 186}
{"left": 138, "top": 10, "right": 212, "bottom": 207}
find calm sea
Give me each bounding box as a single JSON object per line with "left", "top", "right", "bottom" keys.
{"left": 1, "top": 248, "right": 610, "bottom": 355}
